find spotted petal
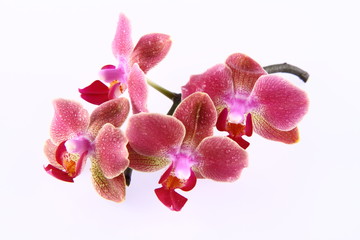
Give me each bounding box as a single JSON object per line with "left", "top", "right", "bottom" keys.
{"left": 94, "top": 124, "right": 129, "bottom": 179}
{"left": 127, "top": 64, "right": 148, "bottom": 114}
{"left": 196, "top": 136, "right": 248, "bottom": 182}
{"left": 174, "top": 92, "right": 217, "bottom": 148}
{"left": 251, "top": 75, "right": 309, "bottom": 131}
{"left": 225, "top": 53, "right": 267, "bottom": 95}
{"left": 112, "top": 13, "right": 133, "bottom": 59}
{"left": 127, "top": 145, "right": 170, "bottom": 172}
{"left": 182, "top": 64, "right": 233, "bottom": 109}
{"left": 252, "top": 113, "right": 300, "bottom": 144}
{"left": 91, "top": 161, "right": 126, "bottom": 202}
{"left": 126, "top": 113, "right": 185, "bottom": 157}
{"left": 50, "top": 99, "right": 89, "bottom": 145}
{"left": 88, "top": 98, "right": 130, "bottom": 138}
{"left": 131, "top": 33, "right": 172, "bottom": 73}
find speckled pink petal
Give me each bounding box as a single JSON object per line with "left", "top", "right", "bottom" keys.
{"left": 128, "top": 145, "right": 170, "bottom": 172}
{"left": 182, "top": 64, "right": 233, "bottom": 107}
{"left": 252, "top": 113, "right": 300, "bottom": 144}
{"left": 127, "top": 64, "right": 148, "bottom": 114}
{"left": 91, "top": 161, "right": 126, "bottom": 202}
{"left": 251, "top": 75, "right": 309, "bottom": 131}
{"left": 174, "top": 92, "right": 217, "bottom": 148}
{"left": 225, "top": 53, "right": 267, "bottom": 95}
{"left": 50, "top": 99, "right": 89, "bottom": 145}
{"left": 79, "top": 80, "right": 110, "bottom": 105}
{"left": 94, "top": 124, "right": 129, "bottom": 179}
{"left": 154, "top": 187, "right": 187, "bottom": 211}
{"left": 126, "top": 113, "right": 185, "bottom": 157}
{"left": 131, "top": 33, "right": 172, "bottom": 73}
{"left": 88, "top": 98, "right": 130, "bottom": 138}
{"left": 112, "top": 13, "right": 133, "bottom": 59}
{"left": 196, "top": 136, "right": 248, "bottom": 182}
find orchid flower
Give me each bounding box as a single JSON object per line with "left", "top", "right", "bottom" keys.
{"left": 43, "top": 98, "right": 130, "bottom": 202}
{"left": 79, "top": 13, "right": 172, "bottom": 111}
{"left": 182, "top": 53, "right": 309, "bottom": 149}
{"left": 126, "top": 92, "right": 248, "bottom": 211}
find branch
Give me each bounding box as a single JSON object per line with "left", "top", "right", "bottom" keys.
{"left": 263, "top": 63, "right": 309, "bottom": 82}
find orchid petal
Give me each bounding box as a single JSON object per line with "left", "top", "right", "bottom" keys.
{"left": 127, "top": 64, "right": 148, "bottom": 114}
{"left": 154, "top": 187, "right": 187, "bottom": 211}
{"left": 126, "top": 113, "right": 185, "bottom": 157}
{"left": 50, "top": 99, "right": 89, "bottom": 145}
{"left": 252, "top": 113, "right": 300, "bottom": 144}
{"left": 88, "top": 98, "right": 129, "bottom": 137}
{"left": 112, "top": 13, "right": 133, "bottom": 59}
{"left": 108, "top": 82, "right": 123, "bottom": 100}
{"left": 79, "top": 80, "right": 110, "bottom": 105}
{"left": 131, "top": 33, "right": 172, "bottom": 73}
{"left": 180, "top": 170, "right": 197, "bottom": 192}
{"left": 94, "top": 124, "right": 129, "bottom": 179}
{"left": 99, "top": 67, "right": 125, "bottom": 83}
{"left": 127, "top": 145, "right": 170, "bottom": 172}
{"left": 54, "top": 140, "right": 88, "bottom": 178}
{"left": 196, "top": 136, "right": 248, "bottom": 182}
{"left": 44, "top": 139, "right": 62, "bottom": 169}
{"left": 225, "top": 53, "right": 267, "bottom": 95}
{"left": 251, "top": 75, "right": 309, "bottom": 131}
{"left": 174, "top": 92, "right": 217, "bottom": 148}
{"left": 216, "top": 108, "right": 228, "bottom": 131}
{"left": 44, "top": 165, "right": 74, "bottom": 183}
{"left": 182, "top": 64, "right": 233, "bottom": 108}
{"left": 91, "top": 161, "right": 126, "bottom": 202}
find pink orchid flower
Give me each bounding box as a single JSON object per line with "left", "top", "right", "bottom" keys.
{"left": 44, "top": 98, "right": 130, "bottom": 202}
{"left": 182, "top": 53, "right": 309, "bottom": 149}
{"left": 79, "top": 13, "right": 172, "bottom": 111}
{"left": 126, "top": 92, "right": 248, "bottom": 211}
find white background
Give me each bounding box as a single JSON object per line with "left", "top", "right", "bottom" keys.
{"left": 1, "top": 0, "right": 359, "bottom": 239}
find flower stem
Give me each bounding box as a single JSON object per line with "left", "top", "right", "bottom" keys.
{"left": 124, "top": 167, "right": 133, "bottom": 186}
{"left": 146, "top": 78, "right": 182, "bottom": 115}
{"left": 147, "top": 79, "right": 178, "bottom": 100}
{"left": 263, "top": 63, "right": 309, "bottom": 82}
{"left": 167, "top": 93, "right": 182, "bottom": 115}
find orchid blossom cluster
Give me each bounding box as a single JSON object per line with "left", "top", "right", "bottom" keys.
{"left": 43, "top": 14, "right": 309, "bottom": 211}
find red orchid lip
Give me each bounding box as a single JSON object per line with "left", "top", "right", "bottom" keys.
{"left": 44, "top": 164, "right": 74, "bottom": 183}
{"left": 79, "top": 80, "right": 110, "bottom": 105}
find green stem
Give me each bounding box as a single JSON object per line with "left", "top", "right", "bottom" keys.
{"left": 147, "top": 79, "right": 177, "bottom": 100}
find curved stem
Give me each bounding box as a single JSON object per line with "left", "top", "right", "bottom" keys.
{"left": 146, "top": 78, "right": 182, "bottom": 115}
{"left": 167, "top": 93, "right": 182, "bottom": 115}
{"left": 263, "top": 63, "right": 309, "bottom": 82}
{"left": 147, "top": 79, "right": 177, "bottom": 100}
